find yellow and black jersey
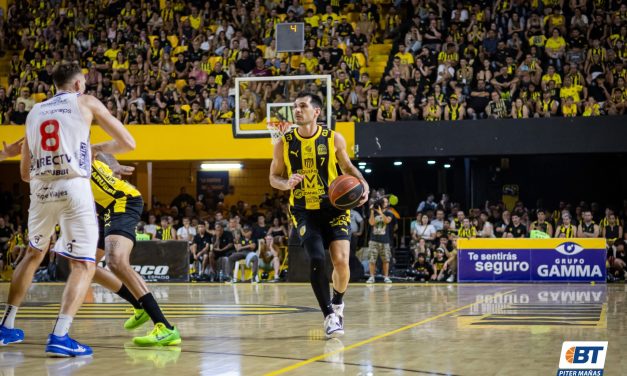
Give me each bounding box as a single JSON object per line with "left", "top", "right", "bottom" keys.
{"left": 556, "top": 224, "right": 576, "bottom": 238}
{"left": 369, "top": 94, "right": 380, "bottom": 108}
{"left": 458, "top": 226, "right": 477, "bottom": 238}
{"left": 531, "top": 221, "right": 550, "bottom": 235}
{"left": 447, "top": 103, "right": 462, "bottom": 120}
{"left": 380, "top": 105, "right": 395, "bottom": 120}
{"left": 239, "top": 237, "right": 256, "bottom": 250}
{"left": 424, "top": 104, "right": 440, "bottom": 121}
{"left": 91, "top": 160, "right": 142, "bottom": 213}
{"left": 580, "top": 221, "right": 597, "bottom": 235}
{"left": 343, "top": 55, "right": 359, "bottom": 71}
{"left": 155, "top": 225, "right": 175, "bottom": 240}
{"left": 283, "top": 126, "right": 339, "bottom": 210}
{"left": 334, "top": 78, "right": 353, "bottom": 92}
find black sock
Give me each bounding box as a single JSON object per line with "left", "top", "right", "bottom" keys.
{"left": 304, "top": 236, "right": 333, "bottom": 317}
{"left": 138, "top": 293, "right": 173, "bottom": 330}
{"left": 116, "top": 284, "right": 142, "bottom": 309}
{"left": 331, "top": 289, "right": 344, "bottom": 305}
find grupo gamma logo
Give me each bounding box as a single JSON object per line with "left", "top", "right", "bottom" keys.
{"left": 555, "top": 242, "right": 585, "bottom": 256}
{"left": 557, "top": 341, "right": 608, "bottom": 376}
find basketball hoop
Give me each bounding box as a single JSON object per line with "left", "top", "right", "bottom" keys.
{"left": 267, "top": 121, "right": 293, "bottom": 144}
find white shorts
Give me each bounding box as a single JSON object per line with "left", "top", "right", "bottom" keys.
{"left": 28, "top": 178, "right": 98, "bottom": 263}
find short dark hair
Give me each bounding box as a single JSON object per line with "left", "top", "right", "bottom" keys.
{"left": 295, "top": 91, "right": 323, "bottom": 109}
{"left": 52, "top": 62, "right": 82, "bottom": 88}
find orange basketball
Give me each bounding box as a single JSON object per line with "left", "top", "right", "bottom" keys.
{"left": 565, "top": 347, "right": 576, "bottom": 363}
{"left": 328, "top": 175, "right": 364, "bottom": 210}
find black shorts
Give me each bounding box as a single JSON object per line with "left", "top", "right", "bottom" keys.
{"left": 98, "top": 196, "right": 143, "bottom": 249}
{"left": 291, "top": 206, "right": 351, "bottom": 248}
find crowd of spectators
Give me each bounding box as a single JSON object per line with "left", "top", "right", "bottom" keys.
{"left": 0, "top": 0, "right": 391, "bottom": 125}
{"left": 406, "top": 194, "right": 627, "bottom": 282}
{"left": 378, "top": 1, "right": 627, "bottom": 121}
{"left": 1, "top": 183, "right": 626, "bottom": 283}
{"left": 1, "top": 0, "right": 626, "bottom": 125}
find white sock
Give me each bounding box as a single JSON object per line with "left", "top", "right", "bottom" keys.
{"left": 1, "top": 305, "right": 18, "bottom": 329}
{"left": 52, "top": 314, "right": 73, "bottom": 337}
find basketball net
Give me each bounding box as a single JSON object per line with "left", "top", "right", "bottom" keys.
{"left": 267, "top": 121, "right": 293, "bottom": 145}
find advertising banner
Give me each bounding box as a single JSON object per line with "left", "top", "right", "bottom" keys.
{"left": 129, "top": 241, "right": 189, "bottom": 282}
{"left": 56, "top": 241, "right": 189, "bottom": 282}
{"left": 458, "top": 239, "right": 606, "bottom": 283}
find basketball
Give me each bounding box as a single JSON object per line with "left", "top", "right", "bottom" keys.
{"left": 329, "top": 175, "right": 364, "bottom": 210}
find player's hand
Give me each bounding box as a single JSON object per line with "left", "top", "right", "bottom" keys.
{"left": 358, "top": 178, "right": 369, "bottom": 207}
{"left": 2, "top": 138, "right": 24, "bottom": 158}
{"left": 286, "top": 174, "right": 304, "bottom": 189}
{"left": 111, "top": 164, "right": 135, "bottom": 176}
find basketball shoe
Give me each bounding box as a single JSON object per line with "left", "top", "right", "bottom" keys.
{"left": 0, "top": 325, "right": 24, "bottom": 346}
{"left": 124, "top": 308, "right": 151, "bottom": 330}
{"left": 45, "top": 334, "right": 93, "bottom": 357}
{"left": 133, "top": 323, "right": 181, "bottom": 346}
{"left": 324, "top": 313, "right": 344, "bottom": 339}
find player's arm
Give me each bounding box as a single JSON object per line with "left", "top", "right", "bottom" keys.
{"left": 0, "top": 138, "right": 24, "bottom": 162}
{"left": 334, "top": 132, "right": 369, "bottom": 206}
{"left": 80, "top": 95, "right": 136, "bottom": 155}
{"left": 19, "top": 135, "right": 30, "bottom": 182}
{"left": 97, "top": 153, "right": 135, "bottom": 177}
{"left": 269, "top": 138, "right": 303, "bottom": 191}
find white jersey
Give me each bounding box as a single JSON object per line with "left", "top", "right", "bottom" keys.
{"left": 26, "top": 92, "right": 91, "bottom": 181}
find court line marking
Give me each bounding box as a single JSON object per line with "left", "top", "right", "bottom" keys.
{"left": 15, "top": 341, "right": 454, "bottom": 375}
{"left": 264, "top": 288, "right": 517, "bottom": 376}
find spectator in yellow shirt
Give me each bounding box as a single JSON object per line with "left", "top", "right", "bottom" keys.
{"left": 104, "top": 41, "right": 121, "bottom": 61}
{"left": 112, "top": 52, "right": 129, "bottom": 80}
{"left": 320, "top": 5, "right": 339, "bottom": 23}
{"left": 395, "top": 44, "right": 414, "bottom": 65}
{"left": 559, "top": 77, "right": 585, "bottom": 104}
{"left": 582, "top": 97, "right": 601, "bottom": 117}
{"left": 545, "top": 7, "right": 566, "bottom": 35}
{"left": 541, "top": 65, "right": 562, "bottom": 91}
{"left": 301, "top": 49, "right": 319, "bottom": 74}
{"left": 544, "top": 28, "right": 566, "bottom": 71}
{"left": 562, "top": 96, "right": 578, "bottom": 117}
{"left": 304, "top": 9, "right": 320, "bottom": 28}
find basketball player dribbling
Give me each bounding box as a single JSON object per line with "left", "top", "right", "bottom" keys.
{"left": 0, "top": 62, "right": 135, "bottom": 357}
{"left": 269, "top": 92, "right": 369, "bottom": 337}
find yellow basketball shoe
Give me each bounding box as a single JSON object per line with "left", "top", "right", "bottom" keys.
{"left": 133, "top": 323, "right": 181, "bottom": 347}
{"left": 124, "top": 308, "right": 151, "bottom": 331}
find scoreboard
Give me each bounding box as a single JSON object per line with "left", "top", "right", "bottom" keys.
{"left": 276, "top": 22, "right": 305, "bottom": 53}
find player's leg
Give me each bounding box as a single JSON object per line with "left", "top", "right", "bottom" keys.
{"left": 104, "top": 234, "right": 180, "bottom": 346}
{"left": 0, "top": 246, "right": 48, "bottom": 345}
{"left": 46, "top": 179, "right": 101, "bottom": 357}
{"left": 327, "top": 210, "right": 351, "bottom": 331}
{"left": 91, "top": 248, "right": 144, "bottom": 328}
{"left": 329, "top": 239, "right": 350, "bottom": 305}
{"left": 294, "top": 209, "right": 343, "bottom": 338}
{"left": 1, "top": 195, "right": 58, "bottom": 345}
{"left": 48, "top": 258, "right": 96, "bottom": 349}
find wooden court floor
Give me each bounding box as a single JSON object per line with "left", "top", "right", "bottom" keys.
{"left": 0, "top": 282, "right": 624, "bottom": 376}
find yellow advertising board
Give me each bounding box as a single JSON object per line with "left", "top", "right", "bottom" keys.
{"left": 0, "top": 123, "right": 355, "bottom": 161}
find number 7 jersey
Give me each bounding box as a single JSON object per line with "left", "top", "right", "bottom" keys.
{"left": 26, "top": 92, "right": 91, "bottom": 181}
